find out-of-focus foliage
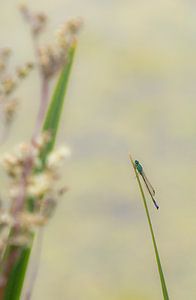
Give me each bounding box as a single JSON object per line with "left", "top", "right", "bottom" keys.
{"left": 1, "top": 1, "right": 196, "bottom": 299}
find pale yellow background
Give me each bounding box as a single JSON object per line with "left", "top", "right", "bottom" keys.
{"left": 1, "top": 1, "right": 196, "bottom": 299}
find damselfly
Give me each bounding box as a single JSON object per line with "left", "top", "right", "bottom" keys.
{"left": 134, "top": 160, "right": 159, "bottom": 209}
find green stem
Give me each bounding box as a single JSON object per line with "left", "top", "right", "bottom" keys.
{"left": 129, "top": 154, "right": 169, "bottom": 300}
{"left": 3, "top": 246, "right": 32, "bottom": 300}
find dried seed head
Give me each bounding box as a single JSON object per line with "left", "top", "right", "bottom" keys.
{"left": 1, "top": 76, "right": 16, "bottom": 95}
{"left": 25, "top": 15, "right": 81, "bottom": 79}
{"left": 4, "top": 99, "right": 18, "bottom": 124}
{"left": 0, "top": 48, "right": 11, "bottom": 74}
{"left": 18, "top": 3, "right": 29, "bottom": 18}
{"left": 33, "top": 131, "right": 51, "bottom": 150}
{"left": 56, "top": 18, "right": 82, "bottom": 42}
{"left": 0, "top": 144, "right": 32, "bottom": 178}
{"left": 64, "top": 17, "right": 83, "bottom": 35}
{"left": 38, "top": 45, "right": 62, "bottom": 79}
{"left": 33, "top": 13, "right": 47, "bottom": 35}
{"left": 0, "top": 46, "right": 33, "bottom": 133}
{"left": 0, "top": 48, "right": 11, "bottom": 58}
{"left": 47, "top": 146, "right": 71, "bottom": 169}
{"left": 1, "top": 153, "right": 18, "bottom": 169}
{"left": 16, "top": 62, "right": 34, "bottom": 79}
{"left": 19, "top": 4, "right": 47, "bottom": 36}
{"left": 27, "top": 172, "right": 53, "bottom": 198}
{"left": 37, "top": 17, "right": 82, "bottom": 79}
{"left": 18, "top": 211, "right": 47, "bottom": 228}
{"left": 0, "top": 133, "right": 52, "bottom": 179}
{"left": 14, "top": 142, "right": 34, "bottom": 161}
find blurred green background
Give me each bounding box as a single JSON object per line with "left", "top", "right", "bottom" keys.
{"left": 1, "top": 0, "right": 196, "bottom": 299}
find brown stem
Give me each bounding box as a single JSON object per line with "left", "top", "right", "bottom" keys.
{"left": 0, "top": 32, "right": 50, "bottom": 299}
{"left": 11, "top": 155, "right": 33, "bottom": 215}
{"left": 32, "top": 77, "right": 49, "bottom": 140}
{"left": 31, "top": 33, "right": 50, "bottom": 141}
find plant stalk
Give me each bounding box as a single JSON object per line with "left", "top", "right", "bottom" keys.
{"left": 129, "top": 154, "right": 169, "bottom": 300}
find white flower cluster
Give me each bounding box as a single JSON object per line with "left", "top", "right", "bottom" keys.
{"left": 0, "top": 133, "right": 70, "bottom": 248}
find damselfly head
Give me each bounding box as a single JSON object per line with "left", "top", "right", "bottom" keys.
{"left": 135, "top": 160, "right": 139, "bottom": 166}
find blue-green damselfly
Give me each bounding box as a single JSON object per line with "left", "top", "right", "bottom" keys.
{"left": 134, "top": 160, "right": 159, "bottom": 209}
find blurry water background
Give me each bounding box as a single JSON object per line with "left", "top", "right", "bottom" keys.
{"left": 1, "top": 1, "right": 196, "bottom": 299}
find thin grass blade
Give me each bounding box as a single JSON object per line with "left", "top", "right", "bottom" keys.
{"left": 129, "top": 154, "right": 169, "bottom": 300}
